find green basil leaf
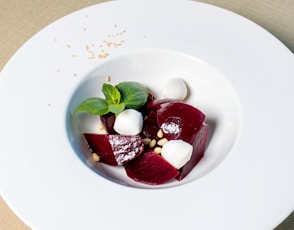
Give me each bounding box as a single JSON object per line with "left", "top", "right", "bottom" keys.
{"left": 108, "top": 103, "right": 125, "bottom": 115}
{"left": 116, "top": 81, "right": 148, "bottom": 109}
{"left": 74, "top": 97, "right": 109, "bottom": 115}
{"left": 102, "top": 83, "right": 121, "bottom": 105}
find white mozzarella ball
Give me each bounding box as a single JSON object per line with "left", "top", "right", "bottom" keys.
{"left": 114, "top": 109, "right": 143, "bottom": 135}
{"left": 161, "top": 140, "right": 193, "bottom": 169}
{"left": 160, "top": 78, "right": 188, "bottom": 100}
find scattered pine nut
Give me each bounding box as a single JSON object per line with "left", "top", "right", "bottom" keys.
{"left": 143, "top": 138, "right": 151, "bottom": 145}
{"left": 106, "top": 75, "right": 111, "bottom": 82}
{"left": 157, "top": 129, "right": 164, "bottom": 138}
{"left": 92, "top": 153, "right": 100, "bottom": 162}
{"left": 157, "top": 138, "right": 168, "bottom": 146}
{"left": 98, "top": 123, "right": 105, "bottom": 131}
{"left": 154, "top": 147, "right": 162, "bottom": 154}
{"left": 149, "top": 139, "right": 156, "bottom": 148}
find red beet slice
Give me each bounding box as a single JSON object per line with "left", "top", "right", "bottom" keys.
{"left": 177, "top": 123, "right": 209, "bottom": 180}
{"left": 100, "top": 113, "right": 116, "bottom": 134}
{"left": 145, "top": 98, "right": 174, "bottom": 112}
{"left": 84, "top": 134, "right": 144, "bottom": 166}
{"left": 141, "top": 110, "right": 159, "bottom": 139}
{"left": 124, "top": 150, "right": 179, "bottom": 185}
{"left": 157, "top": 102, "right": 205, "bottom": 144}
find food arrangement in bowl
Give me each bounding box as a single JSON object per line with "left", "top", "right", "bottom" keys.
{"left": 67, "top": 50, "right": 241, "bottom": 188}
{"left": 74, "top": 78, "right": 208, "bottom": 185}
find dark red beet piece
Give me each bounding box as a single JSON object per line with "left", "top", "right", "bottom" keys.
{"left": 157, "top": 102, "right": 205, "bottom": 144}
{"left": 145, "top": 99, "right": 175, "bottom": 112}
{"left": 84, "top": 134, "right": 144, "bottom": 166}
{"left": 100, "top": 113, "right": 116, "bottom": 134}
{"left": 124, "top": 150, "right": 179, "bottom": 185}
{"left": 177, "top": 124, "right": 209, "bottom": 180}
{"left": 141, "top": 111, "right": 159, "bottom": 139}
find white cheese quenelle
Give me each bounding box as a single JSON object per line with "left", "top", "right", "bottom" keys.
{"left": 161, "top": 140, "right": 193, "bottom": 169}
{"left": 160, "top": 78, "right": 188, "bottom": 100}
{"left": 113, "top": 109, "right": 143, "bottom": 135}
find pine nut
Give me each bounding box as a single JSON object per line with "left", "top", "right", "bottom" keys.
{"left": 157, "top": 129, "right": 164, "bottom": 138}
{"left": 92, "top": 153, "right": 100, "bottom": 162}
{"left": 149, "top": 139, "right": 157, "bottom": 148}
{"left": 143, "top": 138, "right": 151, "bottom": 145}
{"left": 157, "top": 138, "right": 168, "bottom": 146}
{"left": 154, "top": 147, "right": 162, "bottom": 154}
{"left": 98, "top": 123, "right": 105, "bottom": 131}
{"left": 106, "top": 75, "right": 111, "bottom": 82}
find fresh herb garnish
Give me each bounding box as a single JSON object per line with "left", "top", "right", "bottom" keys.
{"left": 74, "top": 81, "right": 148, "bottom": 116}
{"left": 108, "top": 103, "right": 125, "bottom": 115}
{"left": 74, "top": 97, "right": 109, "bottom": 115}
{"left": 116, "top": 81, "right": 148, "bottom": 109}
{"left": 102, "top": 83, "right": 121, "bottom": 105}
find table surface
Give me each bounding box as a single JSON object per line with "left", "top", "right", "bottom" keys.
{"left": 0, "top": 0, "right": 293, "bottom": 229}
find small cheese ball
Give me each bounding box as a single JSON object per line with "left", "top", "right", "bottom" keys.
{"left": 161, "top": 140, "right": 193, "bottom": 169}
{"left": 160, "top": 78, "right": 188, "bottom": 100}
{"left": 114, "top": 109, "right": 143, "bottom": 135}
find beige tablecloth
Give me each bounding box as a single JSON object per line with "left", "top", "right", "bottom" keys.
{"left": 0, "top": 0, "right": 293, "bottom": 229}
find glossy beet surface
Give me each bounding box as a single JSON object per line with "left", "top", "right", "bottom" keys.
{"left": 124, "top": 150, "right": 179, "bottom": 185}
{"left": 141, "top": 110, "right": 158, "bottom": 139}
{"left": 145, "top": 98, "right": 174, "bottom": 112}
{"left": 84, "top": 134, "right": 144, "bottom": 166}
{"left": 157, "top": 102, "right": 205, "bottom": 144}
{"left": 177, "top": 124, "right": 209, "bottom": 180}
{"left": 100, "top": 113, "right": 116, "bottom": 134}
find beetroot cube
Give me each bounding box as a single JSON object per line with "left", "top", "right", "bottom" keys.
{"left": 100, "top": 113, "right": 116, "bottom": 134}
{"left": 84, "top": 134, "right": 144, "bottom": 166}
{"left": 157, "top": 102, "right": 205, "bottom": 144}
{"left": 145, "top": 98, "right": 174, "bottom": 112}
{"left": 141, "top": 111, "right": 159, "bottom": 139}
{"left": 124, "top": 150, "right": 179, "bottom": 185}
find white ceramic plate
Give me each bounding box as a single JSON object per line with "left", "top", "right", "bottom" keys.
{"left": 1, "top": 0, "right": 293, "bottom": 229}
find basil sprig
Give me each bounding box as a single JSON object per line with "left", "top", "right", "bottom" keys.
{"left": 116, "top": 81, "right": 149, "bottom": 109}
{"left": 74, "top": 81, "right": 148, "bottom": 116}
